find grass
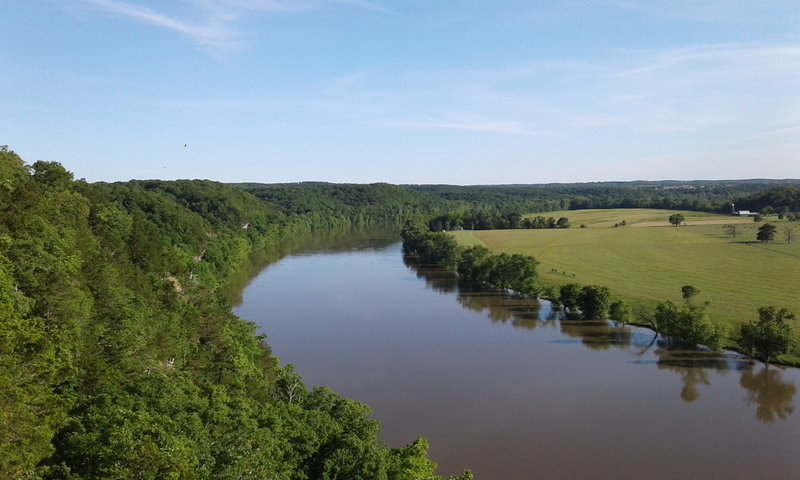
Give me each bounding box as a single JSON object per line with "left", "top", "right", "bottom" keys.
{"left": 451, "top": 209, "right": 800, "bottom": 356}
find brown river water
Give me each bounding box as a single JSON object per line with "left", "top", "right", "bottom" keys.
{"left": 232, "top": 230, "right": 800, "bottom": 479}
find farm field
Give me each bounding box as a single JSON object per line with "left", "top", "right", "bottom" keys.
{"left": 451, "top": 209, "right": 800, "bottom": 343}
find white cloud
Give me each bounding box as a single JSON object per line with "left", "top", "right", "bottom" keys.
{"left": 75, "top": 0, "right": 238, "bottom": 55}
{"left": 70, "top": 0, "right": 388, "bottom": 57}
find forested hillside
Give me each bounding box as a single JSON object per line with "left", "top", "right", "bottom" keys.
{"left": 0, "top": 148, "right": 469, "bottom": 480}
{"left": 407, "top": 181, "right": 800, "bottom": 213}
{"left": 235, "top": 182, "right": 453, "bottom": 229}
{"left": 733, "top": 186, "right": 800, "bottom": 214}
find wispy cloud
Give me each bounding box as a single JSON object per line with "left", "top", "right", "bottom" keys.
{"left": 70, "top": 0, "right": 388, "bottom": 57}
{"left": 76, "top": 0, "right": 238, "bottom": 55}
{"left": 312, "top": 42, "right": 800, "bottom": 146}
{"left": 741, "top": 126, "right": 800, "bottom": 142}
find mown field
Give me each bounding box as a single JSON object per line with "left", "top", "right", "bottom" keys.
{"left": 452, "top": 209, "right": 800, "bottom": 343}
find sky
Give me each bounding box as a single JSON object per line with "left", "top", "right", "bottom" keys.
{"left": 2, "top": 0, "right": 799, "bottom": 185}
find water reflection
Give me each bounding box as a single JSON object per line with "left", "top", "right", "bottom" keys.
{"left": 559, "top": 318, "right": 632, "bottom": 351}
{"left": 654, "top": 348, "right": 737, "bottom": 403}
{"left": 404, "top": 256, "right": 797, "bottom": 423}
{"left": 226, "top": 227, "right": 401, "bottom": 304}
{"left": 403, "top": 261, "right": 459, "bottom": 294}
{"left": 741, "top": 366, "right": 797, "bottom": 423}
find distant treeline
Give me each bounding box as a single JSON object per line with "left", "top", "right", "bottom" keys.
{"left": 0, "top": 148, "right": 471, "bottom": 480}
{"left": 731, "top": 186, "right": 800, "bottom": 214}
{"left": 234, "top": 181, "right": 453, "bottom": 230}
{"left": 407, "top": 182, "right": 800, "bottom": 215}
{"left": 228, "top": 181, "right": 800, "bottom": 232}
{"left": 426, "top": 208, "right": 571, "bottom": 231}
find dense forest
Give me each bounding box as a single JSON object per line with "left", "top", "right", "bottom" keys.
{"left": 407, "top": 181, "right": 800, "bottom": 214}
{"left": 0, "top": 148, "right": 469, "bottom": 480}
{"left": 234, "top": 182, "right": 453, "bottom": 230}
{"left": 3, "top": 143, "right": 799, "bottom": 479}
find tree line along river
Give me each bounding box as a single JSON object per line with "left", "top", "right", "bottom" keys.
{"left": 231, "top": 229, "right": 800, "bottom": 480}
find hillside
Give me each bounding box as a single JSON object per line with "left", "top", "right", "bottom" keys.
{"left": 0, "top": 149, "right": 467, "bottom": 479}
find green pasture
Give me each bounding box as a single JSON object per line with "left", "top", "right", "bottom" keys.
{"left": 452, "top": 209, "right": 800, "bottom": 344}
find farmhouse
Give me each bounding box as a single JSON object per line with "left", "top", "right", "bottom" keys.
{"left": 735, "top": 210, "right": 759, "bottom": 217}
{"left": 730, "top": 204, "right": 758, "bottom": 216}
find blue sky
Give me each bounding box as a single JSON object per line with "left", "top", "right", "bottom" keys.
{"left": 3, "top": 1, "right": 799, "bottom": 184}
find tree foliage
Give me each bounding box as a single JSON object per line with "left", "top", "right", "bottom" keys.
{"left": 402, "top": 223, "right": 539, "bottom": 297}
{"left": 757, "top": 223, "right": 777, "bottom": 243}
{"left": 578, "top": 285, "right": 612, "bottom": 320}
{"left": 740, "top": 306, "right": 797, "bottom": 362}
{"left": 0, "top": 151, "right": 461, "bottom": 479}
{"left": 668, "top": 213, "right": 685, "bottom": 226}
{"left": 653, "top": 292, "right": 724, "bottom": 349}
{"left": 558, "top": 283, "right": 583, "bottom": 312}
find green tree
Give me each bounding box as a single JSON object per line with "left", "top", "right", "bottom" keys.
{"left": 609, "top": 300, "right": 632, "bottom": 323}
{"left": 558, "top": 283, "right": 582, "bottom": 311}
{"left": 654, "top": 300, "right": 723, "bottom": 349}
{"left": 456, "top": 245, "right": 492, "bottom": 281}
{"left": 757, "top": 223, "right": 777, "bottom": 243}
{"left": 681, "top": 285, "right": 700, "bottom": 300}
{"left": 739, "top": 306, "right": 797, "bottom": 362}
{"left": 668, "top": 213, "right": 685, "bottom": 226}
{"left": 578, "top": 285, "right": 612, "bottom": 320}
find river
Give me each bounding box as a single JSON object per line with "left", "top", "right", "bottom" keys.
{"left": 232, "top": 230, "right": 800, "bottom": 479}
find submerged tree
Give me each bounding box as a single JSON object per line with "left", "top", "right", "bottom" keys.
{"left": 739, "top": 306, "right": 797, "bottom": 363}
{"left": 578, "top": 285, "right": 612, "bottom": 320}
{"left": 654, "top": 289, "right": 724, "bottom": 349}
{"left": 558, "top": 283, "right": 582, "bottom": 312}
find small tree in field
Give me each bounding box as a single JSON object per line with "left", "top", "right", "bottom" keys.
{"left": 722, "top": 224, "right": 738, "bottom": 238}
{"left": 757, "top": 223, "right": 777, "bottom": 243}
{"left": 740, "top": 306, "right": 797, "bottom": 363}
{"left": 668, "top": 213, "right": 685, "bottom": 226}
{"left": 681, "top": 285, "right": 700, "bottom": 300}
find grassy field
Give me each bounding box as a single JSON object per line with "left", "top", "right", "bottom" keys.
{"left": 452, "top": 209, "right": 800, "bottom": 345}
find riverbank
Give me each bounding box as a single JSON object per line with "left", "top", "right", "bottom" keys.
{"left": 450, "top": 208, "right": 800, "bottom": 364}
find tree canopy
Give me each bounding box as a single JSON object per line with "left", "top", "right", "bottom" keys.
{"left": 740, "top": 306, "right": 797, "bottom": 363}
{"left": 0, "top": 150, "right": 468, "bottom": 479}
{"left": 757, "top": 223, "right": 777, "bottom": 243}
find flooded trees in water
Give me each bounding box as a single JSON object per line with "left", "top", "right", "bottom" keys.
{"left": 654, "top": 292, "right": 725, "bottom": 350}
{"left": 739, "top": 306, "right": 797, "bottom": 363}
